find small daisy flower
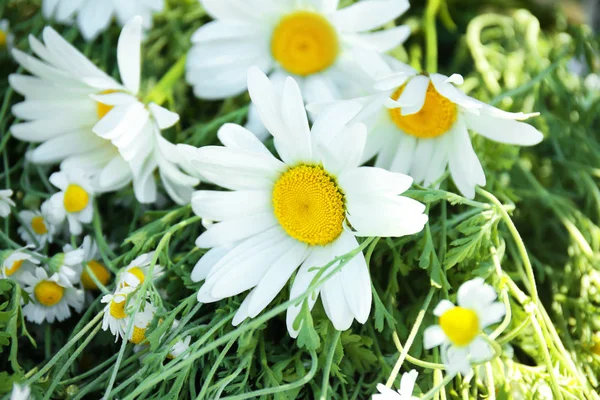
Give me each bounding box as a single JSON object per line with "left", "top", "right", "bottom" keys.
{"left": 340, "top": 51, "right": 544, "bottom": 199}
{"left": 67, "top": 236, "right": 112, "bottom": 290}
{"left": 165, "top": 320, "right": 191, "bottom": 359}
{"left": 18, "top": 204, "right": 57, "bottom": 248}
{"left": 46, "top": 169, "right": 95, "bottom": 235}
{"left": 42, "top": 0, "right": 164, "bottom": 41}
{"left": 178, "top": 68, "right": 427, "bottom": 337}
{"left": 21, "top": 267, "right": 84, "bottom": 324}
{"left": 117, "top": 251, "right": 164, "bottom": 289}
{"left": 423, "top": 278, "right": 506, "bottom": 376}
{"left": 128, "top": 303, "right": 156, "bottom": 345}
{"left": 101, "top": 286, "right": 155, "bottom": 341}
{"left": 10, "top": 383, "right": 31, "bottom": 400}
{"left": 0, "top": 19, "right": 15, "bottom": 52}
{"left": 1, "top": 251, "right": 40, "bottom": 280}
{"left": 51, "top": 248, "right": 85, "bottom": 288}
{"left": 373, "top": 370, "right": 418, "bottom": 400}
{"left": 0, "top": 189, "right": 15, "bottom": 217}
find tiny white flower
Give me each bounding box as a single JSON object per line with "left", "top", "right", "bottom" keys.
{"left": 101, "top": 286, "right": 155, "bottom": 341}
{"left": 21, "top": 267, "right": 84, "bottom": 324}
{"left": 166, "top": 320, "right": 191, "bottom": 360}
{"left": 117, "top": 251, "right": 164, "bottom": 289}
{"left": 42, "top": 0, "right": 164, "bottom": 41}
{"left": 18, "top": 204, "right": 57, "bottom": 248}
{"left": 64, "top": 236, "right": 111, "bottom": 290}
{"left": 373, "top": 370, "right": 418, "bottom": 400}
{"left": 10, "top": 383, "right": 31, "bottom": 400}
{"left": 0, "top": 189, "right": 16, "bottom": 217}
{"left": 46, "top": 169, "right": 95, "bottom": 235}
{"left": 1, "top": 250, "right": 40, "bottom": 281}
{"left": 423, "top": 278, "right": 506, "bottom": 376}
{"left": 178, "top": 68, "right": 428, "bottom": 337}
{"left": 325, "top": 51, "right": 544, "bottom": 199}
{"left": 0, "top": 19, "right": 15, "bottom": 52}
{"left": 128, "top": 302, "right": 156, "bottom": 345}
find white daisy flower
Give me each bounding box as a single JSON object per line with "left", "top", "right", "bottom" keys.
{"left": 46, "top": 169, "right": 95, "bottom": 235}
{"left": 423, "top": 278, "right": 506, "bottom": 376}
{"left": 21, "top": 267, "right": 84, "bottom": 324}
{"left": 42, "top": 0, "right": 164, "bottom": 41}
{"left": 128, "top": 302, "right": 156, "bottom": 345}
{"left": 339, "top": 51, "right": 544, "bottom": 199}
{"left": 373, "top": 370, "right": 418, "bottom": 400}
{"left": 1, "top": 251, "right": 40, "bottom": 281}
{"left": 178, "top": 68, "right": 428, "bottom": 337}
{"left": 0, "top": 19, "right": 15, "bottom": 52}
{"left": 17, "top": 204, "right": 57, "bottom": 248}
{"left": 51, "top": 248, "right": 85, "bottom": 288}
{"left": 10, "top": 383, "right": 31, "bottom": 400}
{"left": 165, "top": 320, "right": 191, "bottom": 359}
{"left": 117, "top": 251, "right": 164, "bottom": 289}
{"left": 101, "top": 286, "right": 154, "bottom": 341}
{"left": 0, "top": 189, "right": 15, "bottom": 217}
{"left": 65, "top": 236, "right": 111, "bottom": 290}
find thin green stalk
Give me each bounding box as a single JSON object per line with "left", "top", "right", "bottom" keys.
{"left": 320, "top": 330, "right": 342, "bottom": 400}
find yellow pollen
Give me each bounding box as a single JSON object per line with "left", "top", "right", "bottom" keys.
{"left": 272, "top": 164, "right": 345, "bottom": 246}
{"left": 81, "top": 260, "right": 111, "bottom": 290}
{"left": 109, "top": 299, "right": 127, "bottom": 319}
{"left": 31, "top": 216, "right": 48, "bottom": 235}
{"left": 130, "top": 326, "right": 147, "bottom": 344}
{"left": 96, "top": 89, "right": 118, "bottom": 119}
{"left": 63, "top": 184, "right": 89, "bottom": 213}
{"left": 0, "top": 31, "right": 6, "bottom": 47}
{"left": 124, "top": 267, "right": 145, "bottom": 287}
{"left": 6, "top": 259, "right": 24, "bottom": 276}
{"left": 271, "top": 11, "right": 338, "bottom": 76}
{"left": 34, "top": 281, "right": 64, "bottom": 307}
{"left": 389, "top": 82, "right": 457, "bottom": 139}
{"left": 439, "top": 306, "right": 480, "bottom": 347}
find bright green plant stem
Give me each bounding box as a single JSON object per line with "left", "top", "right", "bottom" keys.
{"left": 320, "top": 330, "right": 342, "bottom": 400}
{"left": 424, "top": 0, "right": 441, "bottom": 72}
{"left": 144, "top": 54, "right": 187, "bottom": 107}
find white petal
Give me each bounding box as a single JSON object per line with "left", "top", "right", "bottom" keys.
{"left": 149, "top": 103, "right": 180, "bottom": 129}
{"left": 338, "top": 233, "right": 371, "bottom": 323}
{"left": 77, "top": 0, "right": 114, "bottom": 41}
{"left": 191, "top": 190, "right": 270, "bottom": 222}
{"left": 338, "top": 167, "right": 413, "bottom": 197}
{"left": 448, "top": 117, "right": 485, "bottom": 199}
{"left": 348, "top": 25, "right": 411, "bottom": 53}
{"left": 388, "top": 131, "right": 417, "bottom": 175}
{"left": 479, "top": 302, "right": 506, "bottom": 329}
{"left": 464, "top": 113, "right": 543, "bottom": 146}
{"left": 191, "top": 246, "right": 230, "bottom": 282}
{"left": 468, "top": 336, "right": 494, "bottom": 363}
{"left": 195, "top": 211, "right": 277, "bottom": 248}
{"left": 321, "top": 269, "right": 354, "bottom": 331}
{"left": 399, "top": 370, "right": 418, "bottom": 398}
{"left": 217, "top": 123, "right": 271, "bottom": 155}
{"left": 423, "top": 134, "right": 451, "bottom": 187}
{"left": 353, "top": 49, "right": 393, "bottom": 79}
{"left": 117, "top": 16, "right": 142, "bottom": 94}
{"left": 433, "top": 299, "right": 455, "bottom": 317}
{"left": 396, "top": 75, "right": 429, "bottom": 115}
{"left": 318, "top": 122, "right": 366, "bottom": 175}
{"left": 423, "top": 325, "right": 446, "bottom": 349}
{"left": 332, "top": 0, "right": 410, "bottom": 32}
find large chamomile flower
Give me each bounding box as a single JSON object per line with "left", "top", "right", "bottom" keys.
{"left": 423, "top": 278, "right": 506, "bottom": 376}
{"left": 21, "top": 267, "right": 84, "bottom": 324}
{"left": 18, "top": 204, "right": 56, "bottom": 248}
{"left": 42, "top": 0, "right": 164, "bottom": 41}
{"left": 187, "top": 0, "right": 410, "bottom": 104}
{"left": 346, "top": 52, "right": 543, "bottom": 199}
{"left": 373, "top": 370, "right": 418, "bottom": 400}
{"left": 178, "top": 68, "right": 427, "bottom": 336}
{"left": 1, "top": 251, "right": 40, "bottom": 281}
{"left": 0, "top": 189, "right": 15, "bottom": 217}
{"left": 117, "top": 251, "right": 164, "bottom": 288}
{"left": 46, "top": 169, "right": 95, "bottom": 235}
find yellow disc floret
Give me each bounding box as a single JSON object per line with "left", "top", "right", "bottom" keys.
{"left": 271, "top": 11, "right": 339, "bottom": 76}
{"left": 34, "top": 281, "right": 64, "bottom": 306}
{"left": 96, "top": 90, "right": 118, "bottom": 119}
{"left": 389, "top": 81, "right": 457, "bottom": 139}
{"left": 109, "top": 298, "right": 127, "bottom": 319}
{"left": 81, "top": 260, "right": 111, "bottom": 290}
{"left": 129, "top": 326, "right": 147, "bottom": 344}
{"left": 63, "top": 184, "right": 90, "bottom": 213}
{"left": 439, "top": 306, "right": 480, "bottom": 347}
{"left": 31, "top": 216, "right": 48, "bottom": 235}
{"left": 272, "top": 165, "right": 345, "bottom": 246}
{"left": 6, "top": 259, "right": 24, "bottom": 276}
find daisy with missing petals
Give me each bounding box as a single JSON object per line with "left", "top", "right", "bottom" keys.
{"left": 68, "top": 236, "right": 112, "bottom": 291}
{"left": 128, "top": 303, "right": 156, "bottom": 345}
{"left": 42, "top": 0, "right": 164, "bottom": 41}
{"left": 423, "top": 278, "right": 506, "bottom": 376}
{"left": 165, "top": 320, "right": 191, "bottom": 359}
{"left": 18, "top": 204, "right": 56, "bottom": 248}
{"left": 117, "top": 251, "right": 164, "bottom": 288}
{"left": 53, "top": 248, "right": 85, "bottom": 287}
{"left": 340, "top": 51, "right": 544, "bottom": 199}
{"left": 0, "top": 189, "right": 15, "bottom": 217}
{"left": 101, "top": 286, "right": 135, "bottom": 339}
{"left": 373, "top": 370, "right": 418, "bottom": 400}
{"left": 21, "top": 267, "right": 84, "bottom": 324}
{"left": 1, "top": 251, "right": 40, "bottom": 281}
{"left": 46, "top": 169, "right": 95, "bottom": 235}
{"left": 0, "top": 19, "right": 15, "bottom": 52}
{"left": 178, "top": 68, "right": 428, "bottom": 336}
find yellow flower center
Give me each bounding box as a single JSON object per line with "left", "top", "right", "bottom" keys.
{"left": 6, "top": 259, "right": 24, "bottom": 276}
{"left": 34, "top": 281, "right": 64, "bottom": 306}
{"left": 109, "top": 298, "right": 127, "bottom": 319}
{"left": 439, "top": 306, "right": 480, "bottom": 347}
{"left": 96, "top": 89, "right": 118, "bottom": 120}
{"left": 272, "top": 164, "right": 345, "bottom": 246}
{"left": 81, "top": 260, "right": 111, "bottom": 290}
{"left": 271, "top": 11, "right": 338, "bottom": 76}
{"left": 129, "top": 326, "right": 147, "bottom": 344}
{"left": 63, "top": 184, "right": 90, "bottom": 213}
{"left": 31, "top": 216, "right": 48, "bottom": 235}
{"left": 0, "top": 30, "right": 7, "bottom": 47}
{"left": 124, "top": 267, "right": 145, "bottom": 286}
{"left": 388, "top": 81, "right": 458, "bottom": 139}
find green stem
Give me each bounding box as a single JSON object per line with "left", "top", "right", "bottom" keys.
{"left": 320, "top": 330, "right": 342, "bottom": 400}
{"left": 420, "top": 373, "right": 456, "bottom": 400}
{"left": 424, "top": 0, "right": 441, "bottom": 72}
{"left": 145, "top": 54, "right": 187, "bottom": 106}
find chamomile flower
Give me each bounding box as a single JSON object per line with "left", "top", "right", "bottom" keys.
{"left": 10, "top": 383, "right": 30, "bottom": 400}
{"left": 0, "top": 19, "right": 15, "bottom": 52}
{"left": 46, "top": 169, "right": 95, "bottom": 235}
{"left": 165, "top": 320, "right": 191, "bottom": 359}
{"left": 128, "top": 303, "right": 156, "bottom": 345}
{"left": 117, "top": 251, "right": 164, "bottom": 288}
{"left": 0, "top": 189, "right": 15, "bottom": 217}
{"left": 1, "top": 251, "right": 40, "bottom": 281}
{"left": 341, "top": 51, "right": 544, "bottom": 199}
{"left": 373, "top": 370, "right": 418, "bottom": 400}
{"left": 423, "top": 278, "right": 506, "bottom": 376}
{"left": 187, "top": 0, "right": 411, "bottom": 138}
{"left": 53, "top": 248, "right": 85, "bottom": 287}
{"left": 178, "top": 68, "right": 427, "bottom": 336}
{"left": 101, "top": 286, "right": 155, "bottom": 341}
{"left": 68, "top": 236, "right": 111, "bottom": 290}
{"left": 21, "top": 267, "right": 84, "bottom": 324}
{"left": 18, "top": 205, "right": 56, "bottom": 248}
{"left": 42, "top": 0, "right": 164, "bottom": 41}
